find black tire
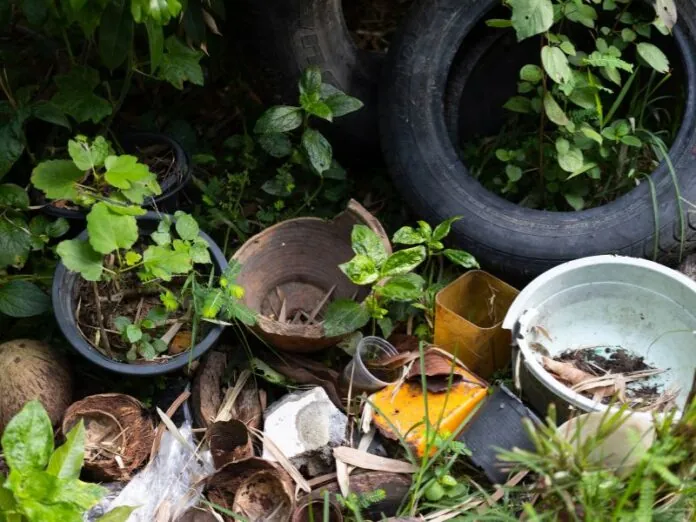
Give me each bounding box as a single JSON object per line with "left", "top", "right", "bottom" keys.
{"left": 381, "top": 0, "right": 696, "bottom": 281}
{"left": 239, "top": 0, "right": 383, "bottom": 156}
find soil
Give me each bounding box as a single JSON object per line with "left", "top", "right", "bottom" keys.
{"left": 74, "top": 244, "right": 198, "bottom": 363}
{"left": 558, "top": 346, "right": 651, "bottom": 376}
{"left": 343, "top": 0, "right": 414, "bottom": 52}
{"left": 44, "top": 142, "right": 179, "bottom": 211}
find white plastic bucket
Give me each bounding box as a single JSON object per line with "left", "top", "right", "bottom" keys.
{"left": 503, "top": 255, "right": 696, "bottom": 421}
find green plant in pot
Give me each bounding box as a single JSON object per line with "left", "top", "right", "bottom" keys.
{"left": 48, "top": 197, "right": 254, "bottom": 370}
{"left": 464, "top": 0, "right": 682, "bottom": 211}
{"left": 323, "top": 217, "right": 478, "bottom": 339}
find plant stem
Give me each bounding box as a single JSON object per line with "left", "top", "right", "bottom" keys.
{"left": 290, "top": 177, "right": 324, "bottom": 217}
{"left": 92, "top": 282, "right": 113, "bottom": 358}
{"left": 104, "top": 51, "right": 135, "bottom": 132}
{"left": 61, "top": 29, "right": 76, "bottom": 65}
{"left": 538, "top": 36, "right": 548, "bottom": 196}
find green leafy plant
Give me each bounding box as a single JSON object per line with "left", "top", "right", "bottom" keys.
{"left": 32, "top": 135, "right": 161, "bottom": 213}
{"left": 114, "top": 307, "right": 169, "bottom": 360}
{"left": 194, "top": 67, "right": 363, "bottom": 247}
{"left": 465, "top": 0, "right": 682, "bottom": 210}
{"left": 323, "top": 218, "right": 478, "bottom": 338}
{"left": 335, "top": 489, "right": 387, "bottom": 522}
{"left": 0, "top": 400, "right": 135, "bottom": 522}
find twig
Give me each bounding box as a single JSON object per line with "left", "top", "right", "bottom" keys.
{"left": 308, "top": 285, "right": 336, "bottom": 322}
{"left": 279, "top": 298, "right": 287, "bottom": 323}
{"left": 92, "top": 282, "right": 112, "bottom": 358}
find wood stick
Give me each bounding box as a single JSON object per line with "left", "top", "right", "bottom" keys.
{"left": 279, "top": 298, "right": 287, "bottom": 323}
{"left": 308, "top": 284, "right": 336, "bottom": 322}
{"left": 91, "top": 282, "right": 112, "bottom": 357}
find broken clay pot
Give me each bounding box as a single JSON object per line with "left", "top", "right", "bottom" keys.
{"left": 232, "top": 199, "right": 391, "bottom": 352}
{"left": 233, "top": 469, "right": 295, "bottom": 522}
{"left": 209, "top": 419, "right": 254, "bottom": 469}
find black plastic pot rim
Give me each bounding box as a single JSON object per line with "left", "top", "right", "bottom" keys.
{"left": 38, "top": 132, "right": 191, "bottom": 221}
{"left": 52, "top": 212, "right": 226, "bottom": 376}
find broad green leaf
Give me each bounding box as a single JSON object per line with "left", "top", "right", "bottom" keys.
{"left": 339, "top": 254, "right": 379, "bottom": 285}
{"left": 68, "top": 136, "right": 111, "bottom": 171}
{"left": 258, "top": 133, "right": 292, "bottom": 158}
{"left": 503, "top": 96, "right": 532, "bottom": 113}
{"left": 99, "top": 506, "right": 139, "bottom": 522}
{"left": 637, "top": 43, "right": 670, "bottom": 73}
{"left": 376, "top": 273, "right": 426, "bottom": 302}
{"left": 0, "top": 281, "right": 50, "bottom": 317}
{"left": 559, "top": 40, "right": 576, "bottom": 56}
{"left": 1, "top": 400, "right": 54, "bottom": 473}
{"left": 564, "top": 193, "right": 584, "bottom": 210}
{"left": 146, "top": 20, "right": 164, "bottom": 73}
{"left": 126, "top": 324, "right": 142, "bottom": 343}
{"left": 564, "top": 2, "right": 596, "bottom": 28}
{"left": 324, "top": 93, "right": 363, "bottom": 117}
{"left": 86, "top": 203, "right": 138, "bottom": 254}
{"left": 377, "top": 317, "right": 394, "bottom": 339}
{"left": 519, "top": 64, "right": 543, "bottom": 83}
{"left": 104, "top": 154, "right": 152, "bottom": 189}
{"left": 98, "top": 0, "right": 133, "bottom": 70}
{"left": 32, "top": 102, "right": 71, "bottom": 129}
{"left": 417, "top": 220, "right": 432, "bottom": 238}
{"left": 304, "top": 100, "right": 333, "bottom": 121}
{"left": 580, "top": 124, "right": 603, "bottom": 144}
{"left": 104, "top": 201, "right": 148, "bottom": 216}
{"left": 299, "top": 66, "right": 322, "bottom": 95}
{"left": 543, "top": 92, "right": 570, "bottom": 126}
{"left": 566, "top": 162, "right": 598, "bottom": 180}
{"left": 141, "top": 244, "right": 192, "bottom": 281}
{"left": 254, "top": 106, "right": 303, "bottom": 134}
{"left": 621, "top": 135, "right": 642, "bottom": 147}
{"left": 432, "top": 216, "right": 462, "bottom": 241}
{"left": 130, "top": 0, "right": 181, "bottom": 24}
{"left": 157, "top": 36, "right": 204, "bottom": 89}
{"left": 47, "top": 421, "right": 85, "bottom": 480}
{"left": 302, "top": 128, "right": 332, "bottom": 174}
{"left": 555, "top": 138, "right": 570, "bottom": 155}
{"left": 443, "top": 249, "right": 479, "bottom": 269}
{"left": 0, "top": 183, "right": 29, "bottom": 209}
{"left": 506, "top": 164, "right": 522, "bottom": 182}
{"left": 509, "top": 0, "right": 554, "bottom": 41}
{"left": 57, "top": 239, "right": 104, "bottom": 281}
{"left": 190, "top": 238, "right": 211, "bottom": 264}
{"left": 541, "top": 46, "right": 572, "bottom": 84}
{"left": 392, "top": 226, "right": 426, "bottom": 245}
{"left": 558, "top": 147, "right": 584, "bottom": 172}
{"left": 323, "top": 299, "right": 370, "bottom": 337}
{"left": 381, "top": 246, "right": 426, "bottom": 277}
{"left": 351, "top": 224, "right": 388, "bottom": 265}
{"left": 0, "top": 118, "right": 25, "bottom": 177}
{"left": 52, "top": 476, "right": 106, "bottom": 510}
{"left": 0, "top": 217, "right": 32, "bottom": 269}
{"left": 262, "top": 171, "right": 295, "bottom": 197}
{"left": 31, "top": 160, "right": 83, "bottom": 201}
{"left": 52, "top": 67, "right": 112, "bottom": 124}
{"left": 621, "top": 28, "right": 636, "bottom": 42}
{"left": 174, "top": 211, "right": 199, "bottom": 240}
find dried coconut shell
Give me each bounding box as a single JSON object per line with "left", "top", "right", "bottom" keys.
{"left": 192, "top": 351, "right": 227, "bottom": 429}
{"left": 233, "top": 470, "right": 295, "bottom": 522}
{"left": 0, "top": 339, "right": 73, "bottom": 434}
{"left": 209, "top": 419, "right": 253, "bottom": 469}
{"left": 178, "top": 507, "right": 220, "bottom": 522}
{"left": 62, "top": 393, "right": 154, "bottom": 481}
{"left": 206, "top": 457, "right": 278, "bottom": 516}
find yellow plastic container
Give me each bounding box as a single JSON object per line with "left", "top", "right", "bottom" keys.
{"left": 371, "top": 366, "right": 488, "bottom": 457}
{"left": 434, "top": 271, "right": 519, "bottom": 379}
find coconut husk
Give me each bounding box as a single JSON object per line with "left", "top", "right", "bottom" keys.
{"left": 0, "top": 339, "right": 73, "bottom": 433}
{"left": 209, "top": 420, "right": 254, "bottom": 469}
{"left": 62, "top": 393, "right": 154, "bottom": 481}
{"left": 192, "top": 351, "right": 228, "bottom": 429}
{"left": 205, "top": 457, "right": 278, "bottom": 515}
{"left": 233, "top": 469, "right": 295, "bottom": 522}
{"left": 178, "top": 506, "right": 221, "bottom": 522}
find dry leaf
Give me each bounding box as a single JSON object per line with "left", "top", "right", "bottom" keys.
{"left": 333, "top": 447, "right": 417, "bottom": 473}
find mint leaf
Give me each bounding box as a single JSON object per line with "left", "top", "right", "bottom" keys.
{"left": 323, "top": 299, "right": 370, "bottom": 337}
{"left": 0, "top": 281, "right": 50, "bottom": 317}
{"left": 157, "top": 36, "right": 204, "bottom": 90}
{"left": 254, "top": 106, "right": 303, "bottom": 134}
{"left": 103, "top": 154, "right": 151, "bottom": 189}
{"left": 1, "top": 401, "right": 54, "bottom": 474}
{"left": 302, "top": 128, "right": 332, "bottom": 174}
{"left": 57, "top": 239, "right": 104, "bottom": 281}
{"left": 351, "top": 224, "right": 388, "bottom": 265}
{"left": 324, "top": 93, "right": 363, "bottom": 117}
{"left": 52, "top": 67, "right": 112, "bottom": 124}
{"left": 339, "top": 255, "right": 379, "bottom": 285}
{"left": 258, "top": 133, "right": 292, "bottom": 158}
{"left": 0, "top": 216, "right": 32, "bottom": 269}
{"left": 47, "top": 420, "right": 85, "bottom": 480}
{"left": 299, "top": 66, "right": 322, "bottom": 95}
{"left": 86, "top": 203, "right": 138, "bottom": 254}
{"left": 0, "top": 183, "right": 29, "bottom": 209}
{"left": 174, "top": 211, "right": 199, "bottom": 241}
{"left": 509, "top": 0, "right": 554, "bottom": 41}
{"left": 381, "top": 246, "right": 427, "bottom": 277}
{"left": 31, "top": 160, "right": 83, "bottom": 201}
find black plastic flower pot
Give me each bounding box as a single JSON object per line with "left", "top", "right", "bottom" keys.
{"left": 38, "top": 133, "right": 191, "bottom": 221}
{"left": 52, "top": 212, "right": 226, "bottom": 376}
